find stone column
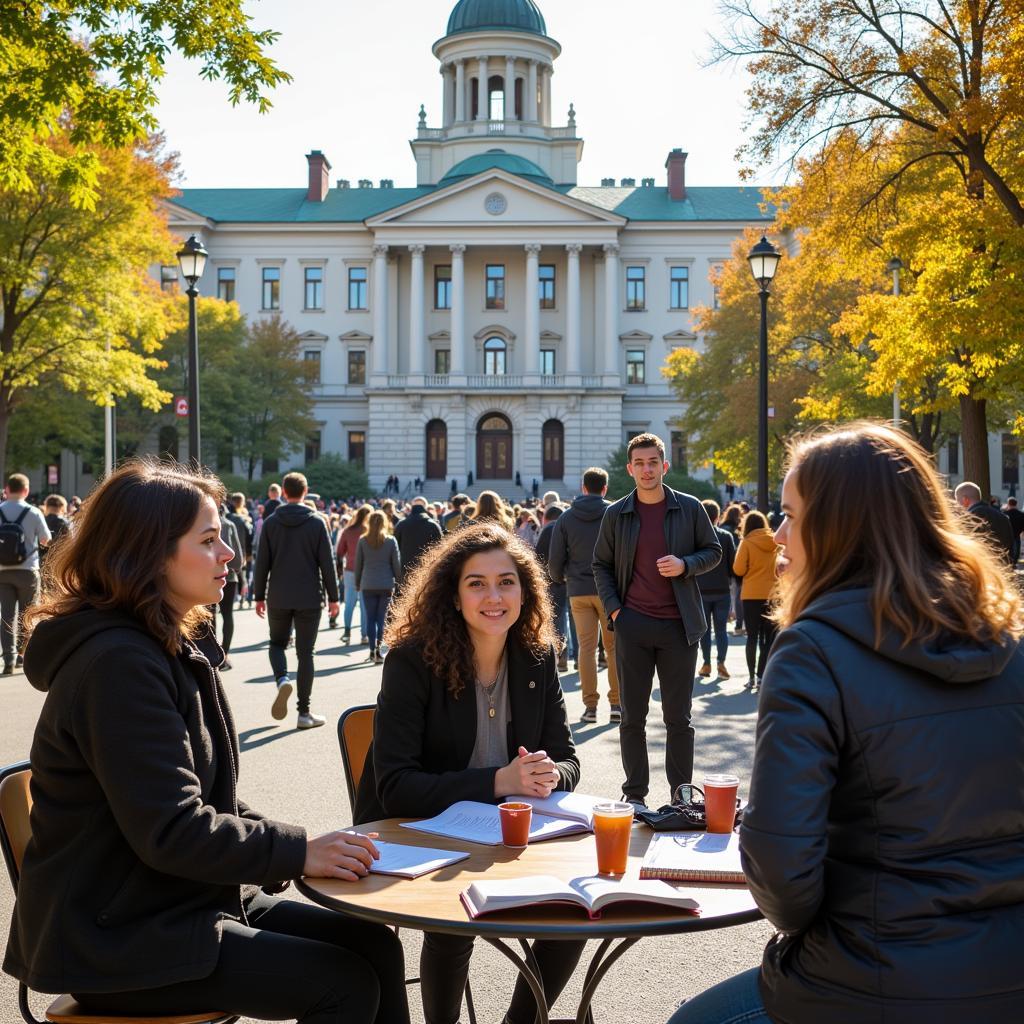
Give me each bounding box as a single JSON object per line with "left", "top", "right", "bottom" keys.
{"left": 505, "top": 56, "right": 516, "bottom": 120}
{"left": 408, "top": 245, "right": 426, "bottom": 375}
{"left": 455, "top": 60, "right": 466, "bottom": 123}
{"left": 539, "top": 65, "right": 550, "bottom": 125}
{"left": 603, "top": 243, "right": 620, "bottom": 376}
{"left": 566, "top": 244, "right": 582, "bottom": 374}
{"left": 372, "top": 244, "right": 389, "bottom": 376}
{"left": 441, "top": 66, "right": 451, "bottom": 127}
{"left": 524, "top": 244, "right": 541, "bottom": 375}
{"left": 477, "top": 56, "right": 489, "bottom": 120}
{"left": 450, "top": 244, "right": 466, "bottom": 374}
{"left": 527, "top": 60, "right": 538, "bottom": 121}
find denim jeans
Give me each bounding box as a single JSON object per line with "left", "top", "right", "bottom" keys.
{"left": 699, "top": 594, "right": 731, "bottom": 665}
{"left": 343, "top": 570, "right": 359, "bottom": 633}
{"left": 668, "top": 968, "right": 769, "bottom": 1024}
{"left": 549, "top": 583, "right": 577, "bottom": 658}
{"left": 362, "top": 590, "right": 391, "bottom": 650}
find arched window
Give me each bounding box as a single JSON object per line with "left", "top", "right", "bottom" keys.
{"left": 488, "top": 74, "right": 505, "bottom": 120}
{"left": 425, "top": 419, "right": 448, "bottom": 480}
{"left": 542, "top": 420, "right": 564, "bottom": 480}
{"left": 484, "top": 337, "right": 507, "bottom": 375}
{"left": 477, "top": 413, "right": 513, "bottom": 480}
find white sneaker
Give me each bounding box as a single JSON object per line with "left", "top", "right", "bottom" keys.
{"left": 297, "top": 711, "right": 326, "bottom": 730}
{"left": 271, "top": 677, "right": 293, "bottom": 721}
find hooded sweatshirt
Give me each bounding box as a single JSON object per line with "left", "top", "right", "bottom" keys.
{"left": 546, "top": 493, "right": 611, "bottom": 597}
{"left": 252, "top": 501, "right": 339, "bottom": 609}
{"left": 733, "top": 527, "right": 779, "bottom": 600}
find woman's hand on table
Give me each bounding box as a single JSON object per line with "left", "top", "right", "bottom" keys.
{"left": 495, "top": 746, "right": 559, "bottom": 798}
{"left": 304, "top": 830, "right": 380, "bottom": 881}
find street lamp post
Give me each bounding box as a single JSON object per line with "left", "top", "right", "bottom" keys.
{"left": 747, "top": 235, "right": 782, "bottom": 514}
{"left": 886, "top": 257, "right": 903, "bottom": 427}
{"left": 176, "top": 235, "right": 208, "bottom": 466}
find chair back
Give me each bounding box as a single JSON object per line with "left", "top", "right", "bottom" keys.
{"left": 337, "top": 705, "right": 375, "bottom": 810}
{"left": 0, "top": 760, "right": 32, "bottom": 889}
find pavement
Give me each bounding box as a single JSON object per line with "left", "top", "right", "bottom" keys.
{"left": 0, "top": 603, "right": 774, "bottom": 1024}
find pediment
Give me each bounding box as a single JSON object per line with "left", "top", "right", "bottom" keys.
{"left": 540, "top": 329, "right": 563, "bottom": 341}
{"left": 163, "top": 199, "right": 213, "bottom": 229}
{"left": 340, "top": 330, "right": 373, "bottom": 342}
{"left": 619, "top": 329, "right": 654, "bottom": 343}
{"left": 298, "top": 330, "right": 329, "bottom": 343}
{"left": 664, "top": 329, "right": 698, "bottom": 343}
{"left": 474, "top": 324, "right": 517, "bottom": 342}
{"left": 428, "top": 330, "right": 451, "bottom": 342}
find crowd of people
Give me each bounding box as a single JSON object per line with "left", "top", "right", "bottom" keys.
{"left": 3, "top": 422, "right": 1024, "bottom": 1024}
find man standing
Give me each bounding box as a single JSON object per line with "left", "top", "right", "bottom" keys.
{"left": 548, "top": 467, "right": 620, "bottom": 724}
{"left": 262, "top": 482, "right": 283, "bottom": 519}
{"left": 443, "top": 493, "right": 469, "bottom": 533}
{"left": 0, "top": 475, "right": 50, "bottom": 675}
{"left": 954, "top": 482, "right": 1014, "bottom": 565}
{"left": 394, "top": 496, "right": 442, "bottom": 579}
{"left": 253, "top": 472, "right": 340, "bottom": 730}
{"left": 593, "top": 434, "right": 722, "bottom": 807}
{"left": 696, "top": 499, "right": 736, "bottom": 681}
{"left": 535, "top": 504, "right": 576, "bottom": 673}
{"left": 1003, "top": 497, "right": 1024, "bottom": 565}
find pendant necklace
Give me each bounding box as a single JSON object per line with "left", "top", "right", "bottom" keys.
{"left": 477, "top": 666, "right": 501, "bottom": 719}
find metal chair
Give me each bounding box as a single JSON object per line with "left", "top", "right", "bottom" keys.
{"left": 0, "top": 760, "right": 236, "bottom": 1024}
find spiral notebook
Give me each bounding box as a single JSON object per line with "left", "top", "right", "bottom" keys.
{"left": 638, "top": 832, "right": 745, "bottom": 884}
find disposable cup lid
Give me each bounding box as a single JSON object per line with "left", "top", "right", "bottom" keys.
{"left": 703, "top": 773, "right": 740, "bottom": 787}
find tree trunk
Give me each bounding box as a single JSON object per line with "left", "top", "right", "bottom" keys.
{"left": 0, "top": 402, "right": 9, "bottom": 485}
{"left": 960, "top": 394, "right": 990, "bottom": 496}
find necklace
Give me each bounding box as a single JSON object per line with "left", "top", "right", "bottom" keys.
{"left": 476, "top": 665, "right": 502, "bottom": 719}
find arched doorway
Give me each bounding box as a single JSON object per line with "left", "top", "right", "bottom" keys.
{"left": 425, "top": 419, "right": 447, "bottom": 480}
{"left": 542, "top": 420, "right": 564, "bottom": 480}
{"left": 477, "top": 413, "right": 513, "bottom": 480}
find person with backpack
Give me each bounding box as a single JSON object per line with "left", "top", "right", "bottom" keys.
{"left": 40, "top": 495, "right": 71, "bottom": 567}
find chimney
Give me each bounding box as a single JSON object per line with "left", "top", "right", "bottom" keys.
{"left": 600, "top": 177, "right": 615, "bottom": 187}
{"left": 306, "top": 150, "right": 331, "bottom": 202}
{"left": 666, "top": 148, "right": 687, "bottom": 202}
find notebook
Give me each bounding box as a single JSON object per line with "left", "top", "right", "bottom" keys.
{"left": 367, "top": 841, "right": 470, "bottom": 879}
{"left": 638, "top": 831, "right": 746, "bottom": 883}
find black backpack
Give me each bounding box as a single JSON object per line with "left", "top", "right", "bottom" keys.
{"left": 0, "top": 506, "right": 30, "bottom": 566}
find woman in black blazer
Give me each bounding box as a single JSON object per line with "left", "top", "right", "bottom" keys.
{"left": 355, "top": 522, "right": 583, "bottom": 1024}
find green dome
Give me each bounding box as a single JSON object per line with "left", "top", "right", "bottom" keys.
{"left": 446, "top": 0, "right": 547, "bottom": 37}
{"left": 439, "top": 150, "right": 554, "bottom": 186}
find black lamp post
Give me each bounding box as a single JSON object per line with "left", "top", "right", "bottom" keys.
{"left": 747, "top": 235, "right": 782, "bottom": 514}
{"left": 176, "top": 235, "right": 208, "bottom": 466}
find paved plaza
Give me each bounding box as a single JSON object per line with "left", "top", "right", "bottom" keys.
{"left": 0, "top": 604, "right": 773, "bottom": 1024}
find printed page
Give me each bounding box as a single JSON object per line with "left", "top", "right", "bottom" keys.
{"left": 568, "top": 875, "right": 701, "bottom": 914}
{"left": 462, "top": 875, "right": 582, "bottom": 915}
{"left": 367, "top": 841, "right": 470, "bottom": 878}
{"left": 509, "top": 791, "right": 608, "bottom": 828}
{"left": 402, "top": 801, "right": 588, "bottom": 846}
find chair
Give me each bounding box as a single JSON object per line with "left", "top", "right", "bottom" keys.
{"left": 0, "top": 761, "right": 236, "bottom": 1024}
{"left": 336, "top": 706, "right": 477, "bottom": 1024}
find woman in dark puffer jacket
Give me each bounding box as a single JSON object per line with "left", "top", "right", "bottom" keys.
{"left": 670, "top": 421, "right": 1024, "bottom": 1024}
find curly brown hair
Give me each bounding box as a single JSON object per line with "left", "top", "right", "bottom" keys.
{"left": 384, "top": 522, "right": 555, "bottom": 698}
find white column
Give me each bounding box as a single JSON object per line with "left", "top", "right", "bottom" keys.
{"left": 527, "top": 60, "right": 538, "bottom": 121}
{"left": 450, "top": 244, "right": 466, "bottom": 375}
{"left": 441, "top": 66, "right": 452, "bottom": 127}
{"left": 408, "top": 245, "right": 426, "bottom": 375}
{"left": 505, "top": 57, "right": 516, "bottom": 120}
{"left": 455, "top": 60, "right": 465, "bottom": 123}
{"left": 477, "top": 56, "right": 489, "bottom": 120}
{"left": 372, "top": 244, "right": 390, "bottom": 375}
{"left": 540, "top": 65, "right": 550, "bottom": 125}
{"left": 524, "top": 244, "right": 541, "bottom": 375}
{"left": 603, "top": 243, "right": 619, "bottom": 375}
{"left": 565, "top": 244, "right": 582, "bottom": 374}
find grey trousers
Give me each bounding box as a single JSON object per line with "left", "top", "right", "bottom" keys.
{"left": 0, "top": 569, "right": 39, "bottom": 666}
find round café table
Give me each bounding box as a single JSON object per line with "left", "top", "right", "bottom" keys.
{"left": 297, "top": 819, "right": 762, "bottom": 1024}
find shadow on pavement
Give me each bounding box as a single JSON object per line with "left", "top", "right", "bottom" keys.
{"left": 238, "top": 725, "right": 298, "bottom": 751}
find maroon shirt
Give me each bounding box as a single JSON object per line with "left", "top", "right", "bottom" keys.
{"left": 624, "top": 498, "right": 680, "bottom": 619}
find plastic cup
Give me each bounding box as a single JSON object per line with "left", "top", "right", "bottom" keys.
{"left": 703, "top": 773, "right": 740, "bottom": 834}
{"left": 593, "top": 801, "right": 634, "bottom": 874}
{"left": 498, "top": 802, "right": 532, "bottom": 848}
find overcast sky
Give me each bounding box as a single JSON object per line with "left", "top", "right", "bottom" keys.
{"left": 153, "top": 0, "right": 780, "bottom": 191}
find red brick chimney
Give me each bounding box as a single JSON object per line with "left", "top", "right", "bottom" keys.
{"left": 306, "top": 150, "right": 331, "bottom": 202}
{"left": 666, "top": 148, "right": 687, "bottom": 202}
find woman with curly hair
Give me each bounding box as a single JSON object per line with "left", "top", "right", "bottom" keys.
{"left": 353, "top": 523, "right": 584, "bottom": 1024}
{"left": 471, "top": 489, "right": 514, "bottom": 531}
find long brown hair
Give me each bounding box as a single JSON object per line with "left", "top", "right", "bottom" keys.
{"left": 26, "top": 458, "right": 226, "bottom": 653}
{"left": 364, "top": 509, "right": 388, "bottom": 549}
{"left": 384, "top": 523, "right": 555, "bottom": 697}
{"left": 472, "top": 490, "right": 514, "bottom": 531}
{"left": 777, "top": 421, "right": 1022, "bottom": 645}
{"left": 345, "top": 503, "right": 372, "bottom": 537}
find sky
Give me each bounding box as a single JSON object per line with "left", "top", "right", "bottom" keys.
{"left": 152, "top": 0, "right": 782, "bottom": 191}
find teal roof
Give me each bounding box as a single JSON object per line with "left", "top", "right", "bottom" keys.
{"left": 440, "top": 150, "right": 554, "bottom": 187}
{"left": 565, "top": 185, "right": 773, "bottom": 222}
{"left": 446, "top": 0, "right": 547, "bottom": 37}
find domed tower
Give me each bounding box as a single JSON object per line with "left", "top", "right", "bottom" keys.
{"left": 411, "top": 0, "right": 583, "bottom": 187}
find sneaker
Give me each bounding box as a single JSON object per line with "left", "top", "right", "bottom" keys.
{"left": 14, "top": 655, "right": 23, "bottom": 668}
{"left": 609, "top": 704, "right": 622, "bottom": 723}
{"left": 360, "top": 635, "right": 368, "bottom": 646}
{"left": 341, "top": 631, "right": 351, "bottom": 644}
{"left": 297, "top": 712, "right": 326, "bottom": 730}
{"left": 732, "top": 626, "right": 746, "bottom": 636}
{"left": 328, "top": 617, "right": 338, "bottom": 630}
{"left": 745, "top": 676, "right": 756, "bottom": 691}
{"left": 717, "top": 662, "right": 730, "bottom": 680}
{"left": 365, "top": 649, "right": 376, "bottom": 663}
{"left": 271, "top": 677, "right": 293, "bottom": 721}
{"left": 698, "top": 662, "right": 712, "bottom": 678}
{"left": 2, "top": 664, "right": 12, "bottom": 677}
{"left": 373, "top": 648, "right": 384, "bottom": 665}
{"left": 557, "top": 654, "right": 569, "bottom": 672}
{"left": 580, "top": 707, "right": 597, "bottom": 724}
{"left": 754, "top": 677, "right": 763, "bottom": 692}
{"left": 220, "top": 656, "right": 233, "bottom": 671}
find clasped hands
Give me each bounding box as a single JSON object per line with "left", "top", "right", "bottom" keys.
{"left": 494, "top": 745, "right": 558, "bottom": 799}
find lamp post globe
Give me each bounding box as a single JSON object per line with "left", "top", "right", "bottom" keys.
{"left": 175, "top": 235, "right": 208, "bottom": 466}
{"left": 747, "top": 235, "right": 781, "bottom": 514}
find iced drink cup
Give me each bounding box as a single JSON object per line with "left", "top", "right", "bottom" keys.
{"left": 499, "top": 802, "right": 532, "bottom": 847}
{"left": 703, "top": 773, "right": 740, "bottom": 833}
{"left": 593, "top": 801, "right": 634, "bottom": 874}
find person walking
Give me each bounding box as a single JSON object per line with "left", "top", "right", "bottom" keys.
{"left": 695, "top": 499, "right": 736, "bottom": 681}
{"left": 515, "top": 508, "right": 540, "bottom": 548}
{"left": 0, "top": 474, "right": 51, "bottom": 675}
{"left": 338, "top": 505, "right": 372, "bottom": 645}
{"left": 592, "top": 434, "right": 722, "bottom": 807}
{"left": 262, "top": 482, "right": 283, "bottom": 519}
{"left": 226, "top": 493, "right": 253, "bottom": 609}
{"left": 535, "top": 504, "right": 576, "bottom": 673}
{"left": 733, "top": 510, "right": 780, "bottom": 691}
{"left": 443, "top": 494, "right": 470, "bottom": 533}
{"left": 355, "top": 510, "right": 401, "bottom": 665}
{"left": 210, "top": 508, "right": 243, "bottom": 670}
{"left": 720, "top": 504, "right": 745, "bottom": 635}
{"left": 253, "top": 472, "right": 340, "bottom": 730}
{"left": 40, "top": 495, "right": 70, "bottom": 569}
{"left": 548, "top": 467, "right": 620, "bottom": 723}
{"left": 954, "top": 481, "right": 1015, "bottom": 565}
{"left": 393, "top": 497, "right": 442, "bottom": 581}
{"left": 1004, "top": 497, "right": 1024, "bottom": 564}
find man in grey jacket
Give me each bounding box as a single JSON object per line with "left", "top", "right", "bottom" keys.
{"left": 253, "top": 472, "right": 339, "bottom": 730}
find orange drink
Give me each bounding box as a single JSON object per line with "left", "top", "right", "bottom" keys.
{"left": 593, "top": 801, "right": 634, "bottom": 874}
{"left": 498, "top": 802, "right": 532, "bottom": 847}
{"left": 703, "top": 773, "right": 740, "bottom": 833}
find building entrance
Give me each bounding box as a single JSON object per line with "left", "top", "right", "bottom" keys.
{"left": 477, "top": 413, "right": 513, "bottom": 479}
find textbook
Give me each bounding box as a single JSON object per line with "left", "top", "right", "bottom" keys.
{"left": 460, "top": 875, "right": 701, "bottom": 920}
{"left": 367, "top": 841, "right": 470, "bottom": 879}
{"left": 638, "top": 831, "right": 746, "bottom": 884}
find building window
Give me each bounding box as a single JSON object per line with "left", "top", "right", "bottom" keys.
{"left": 671, "top": 431, "right": 688, "bottom": 475}
{"left": 626, "top": 349, "right": 646, "bottom": 384}
{"left": 435, "top": 265, "right": 452, "bottom": 309}
{"left": 540, "top": 348, "right": 556, "bottom": 376}
{"left": 486, "top": 265, "right": 506, "bottom": 310}
{"left": 712, "top": 267, "right": 723, "bottom": 310}
{"left": 1002, "top": 433, "right": 1019, "bottom": 488}
{"left": 303, "top": 350, "right": 321, "bottom": 385}
{"left": 434, "top": 349, "right": 451, "bottom": 375}
{"left": 216, "top": 267, "right": 235, "bottom": 303}
{"left": 160, "top": 265, "right": 178, "bottom": 293}
{"left": 539, "top": 265, "right": 556, "bottom": 309}
{"left": 304, "top": 266, "right": 323, "bottom": 310}
{"left": 262, "top": 267, "right": 280, "bottom": 310}
{"left": 626, "top": 266, "right": 646, "bottom": 311}
{"left": 348, "top": 431, "right": 366, "bottom": 469}
{"left": 947, "top": 432, "right": 960, "bottom": 475}
{"left": 484, "top": 337, "right": 507, "bottom": 375}
{"left": 348, "top": 349, "right": 366, "bottom": 386}
{"left": 670, "top": 266, "right": 689, "bottom": 310}
{"left": 348, "top": 267, "right": 368, "bottom": 310}
{"left": 305, "top": 430, "right": 322, "bottom": 464}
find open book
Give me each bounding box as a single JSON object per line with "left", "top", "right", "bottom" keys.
{"left": 639, "top": 831, "right": 745, "bottom": 884}
{"left": 367, "top": 841, "right": 470, "bottom": 879}
{"left": 461, "top": 875, "right": 701, "bottom": 920}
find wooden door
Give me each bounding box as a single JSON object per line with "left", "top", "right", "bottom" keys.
{"left": 426, "top": 420, "right": 447, "bottom": 480}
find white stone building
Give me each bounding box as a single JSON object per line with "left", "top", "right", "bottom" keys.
{"left": 164, "top": 0, "right": 776, "bottom": 498}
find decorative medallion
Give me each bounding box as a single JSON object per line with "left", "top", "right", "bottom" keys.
{"left": 484, "top": 192, "right": 508, "bottom": 216}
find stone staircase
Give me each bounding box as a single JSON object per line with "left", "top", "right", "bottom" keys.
{"left": 413, "top": 479, "right": 573, "bottom": 505}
